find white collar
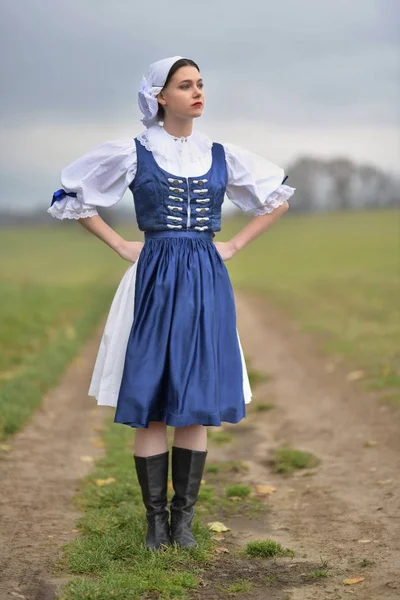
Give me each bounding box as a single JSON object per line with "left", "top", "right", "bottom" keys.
{"left": 137, "top": 123, "right": 213, "bottom": 163}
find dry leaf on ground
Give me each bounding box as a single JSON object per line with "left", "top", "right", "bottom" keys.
{"left": 208, "top": 521, "right": 231, "bottom": 532}
{"left": 346, "top": 370, "right": 364, "bottom": 381}
{"left": 343, "top": 576, "right": 366, "bottom": 585}
{"left": 254, "top": 484, "right": 277, "bottom": 496}
{"left": 215, "top": 546, "right": 230, "bottom": 554}
{"left": 80, "top": 455, "right": 94, "bottom": 463}
{"left": 95, "top": 477, "right": 116, "bottom": 486}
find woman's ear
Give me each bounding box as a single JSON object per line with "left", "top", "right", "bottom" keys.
{"left": 157, "top": 91, "right": 167, "bottom": 107}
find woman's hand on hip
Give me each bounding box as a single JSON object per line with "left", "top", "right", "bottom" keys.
{"left": 213, "top": 240, "right": 237, "bottom": 261}
{"left": 117, "top": 241, "right": 144, "bottom": 263}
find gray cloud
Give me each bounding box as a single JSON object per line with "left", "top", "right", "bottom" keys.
{"left": 0, "top": 0, "right": 398, "bottom": 126}
{"left": 0, "top": 0, "right": 399, "bottom": 212}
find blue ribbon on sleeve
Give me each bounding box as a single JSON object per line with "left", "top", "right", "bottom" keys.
{"left": 51, "top": 188, "right": 77, "bottom": 206}
{"left": 282, "top": 175, "right": 289, "bottom": 184}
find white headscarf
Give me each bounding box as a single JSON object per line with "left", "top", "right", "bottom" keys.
{"left": 138, "top": 56, "right": 184, "bottom": 128}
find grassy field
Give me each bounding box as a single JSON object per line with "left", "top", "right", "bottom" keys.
{"left": 0, "top": 223, "right": 132, "bottom": 439}
{"left": 54, "top": 413, "right": 294, "bottom": 599}
{"left": 0, "top": 208, "right": 399, "bottom": 440}
{"left": 0, "top": 208, "right": 398, "bottom": 597}
{"left": 55, "top": 422, "right": 215, "bottom": 599}
{"left": 220, "top": 208, "right": 400, "bottom": 403}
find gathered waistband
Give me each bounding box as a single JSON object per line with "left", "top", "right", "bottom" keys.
{"left": 144, "top": 230, "right": 215, "bottom": 241}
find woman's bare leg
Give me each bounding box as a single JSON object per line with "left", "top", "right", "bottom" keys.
{"left": 173, "top": 424, "right": 207, "bottom": 451}
{"left": 134, "top": 421, "right": 168, "bottom": 456}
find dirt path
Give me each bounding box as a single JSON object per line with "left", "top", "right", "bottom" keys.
{"left": 0, "top": 292, "right": 399, "bottom": 600}
{"left": 202, "top": 290, "right": 400, "bottom": 599}
{"left": 0, "top": 325, "right": 113, "bottom": 600}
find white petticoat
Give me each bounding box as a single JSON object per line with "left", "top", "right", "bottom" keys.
{"left": 88, "top": 262, "right": 253, "bottom": 407}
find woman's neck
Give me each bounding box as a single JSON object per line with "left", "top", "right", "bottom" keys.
{"left": 162, "top": 117, "right": 193, "bottom": 139}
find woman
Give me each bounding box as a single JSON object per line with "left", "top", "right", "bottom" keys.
{"left": 48, "top": 56, "right": 294, "bottom": 551}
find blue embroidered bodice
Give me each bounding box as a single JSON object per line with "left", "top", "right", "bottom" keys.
{"left": 129, "top": 138, "right": 228, "bottom": 233}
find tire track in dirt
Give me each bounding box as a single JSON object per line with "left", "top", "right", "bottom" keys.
{"left": 1, "top": 291, "right": 399, "bottom": 600}
{"left": 205, "top": 290, "right": 400, "bottom": 599}
{"left": 0, "top": 323, "right": 113, "bottom": 600}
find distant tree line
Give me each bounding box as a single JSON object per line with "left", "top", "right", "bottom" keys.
{"left": 285, "top": 156, "right": 399, "bottom": 212}
{"left": 0, "top": 156, "right": 398, "bottom": 227}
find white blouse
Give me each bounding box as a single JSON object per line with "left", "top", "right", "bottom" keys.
{"left": 48, "top": 124, "right": 295, "bottom": 220}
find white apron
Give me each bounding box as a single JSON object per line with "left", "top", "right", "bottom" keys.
{"left": 88, "top": 262, "right": 252, "bottom": 407}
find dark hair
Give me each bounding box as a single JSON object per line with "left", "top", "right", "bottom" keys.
{"left": 157, "top": 58, "right": 200, "bottom": 122}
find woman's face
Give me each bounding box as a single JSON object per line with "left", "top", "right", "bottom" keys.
{"left": 158, "top": 65, "right": 205, "bottom": 120}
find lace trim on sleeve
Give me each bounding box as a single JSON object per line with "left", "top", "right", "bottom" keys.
{"left": 47, "top": 198, "right": 99, "bottom": 220}
{"left": 250, "top": 184, "right": 295, "bottom": 216}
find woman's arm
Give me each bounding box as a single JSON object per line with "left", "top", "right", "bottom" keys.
{"left": 214, "top": 200, "right": 289, "bottom": 261}
{"left": 218, "top": 141, "right": 295, "bottom": 261}
{"left": 47, "top": 139, "right": 139, "bottom": 261}
{"left": 78, "top": 215, "right": 143, "bottom": 262}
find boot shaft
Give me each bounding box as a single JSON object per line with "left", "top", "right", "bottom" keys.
{"left": 134, "top": 450, "right": 169, "bottom": 514}
{"left": 170, "top": 446, "right": 208, "bottom": 548}
{"left": 133, "top": 450, "right": 171, "bottom": 549}
{"left": 170, "top": 446, "right": 208, "bottom": 511}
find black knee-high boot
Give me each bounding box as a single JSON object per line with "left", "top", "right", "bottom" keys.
{"left": 133, "top": 450, "right": 171, "bottom": 550}
{"left": 170, "top": 446, "right": 208, "bottom": 548}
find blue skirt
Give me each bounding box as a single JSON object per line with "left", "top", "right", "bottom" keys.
{"left": 114, "top": 230, "right": 246, "bottom": 428}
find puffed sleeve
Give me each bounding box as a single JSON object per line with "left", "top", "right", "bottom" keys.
{"left": 48, "top": 139, "right": 137, "bottom": 219}
{"left": 223, "top": 142, "right": 295, "bottom": 216}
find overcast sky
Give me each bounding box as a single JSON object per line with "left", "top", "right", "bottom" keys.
{"left": 0, "top": 0, "right": 399, "bottom": 214}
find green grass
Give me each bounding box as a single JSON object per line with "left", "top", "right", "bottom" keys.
{"left": 197, "top": 485, "right": 216, "bottom": 502}
{"left": 205, "top": 463, "right": 221, "bottom": 474}
{"left": 3, "top": 211, "right": 395, "bottom": 595}
{"left": 0, "top": 224, "right": 134, "bottom": 439}
{"left": 219, "top": 209, "right": 400, "bottom": 400}
{"left": 218, "top": 580, "right": 254, "bottom": 594}
{"left": 303, "top": 569, "right": 330, "bottom": 579}
{"left": 56, "top": 416, "right": 214, "bottom": 599}
{"left": 208, "top": 430, "right": 234, "bottom": 445}
{"left": 204, "top": 460, "right": 249, "bottom": 475}
{"left": 0, "top": 224, "right": 138, "bottom": 286}
{"left": 255, "top": 402, "right": 275, "bottom": 412}
{"left": 271, "top": 446, "right": 320, "bottom": 474}
{"left": 2, "top": 208, "right": 398, "bottom": 440}
{"left": 56, "top": 438, "right": 267, "bottom": 598}
{"left": 225, "top": 484, "right": 252, "bottom": 498}
{"left": 0, "top": 282, "right": 113, "bottom": 439}
{"left": 245, "top": 539, "right": 294, "bottom": 558}
{"left": 246, "top": 365, "right": 271, "bottom": 387}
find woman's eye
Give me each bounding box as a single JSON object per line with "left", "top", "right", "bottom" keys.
{"left": 179, "top": 83, "right": 203, "bottom": 90}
